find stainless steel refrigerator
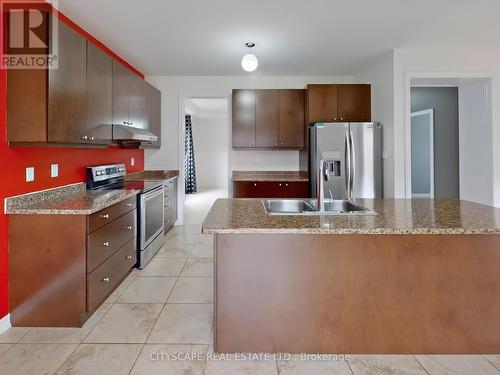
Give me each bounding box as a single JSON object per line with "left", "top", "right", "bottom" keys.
{"left": 309, "top": 123, "right": 383, "bottom": 200}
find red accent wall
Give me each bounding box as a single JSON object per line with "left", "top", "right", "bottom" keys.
{"left": 0, "top": 4, "right": 146, "bottom": 319}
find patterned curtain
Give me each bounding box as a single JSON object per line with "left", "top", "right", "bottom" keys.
{"left": 184, "top": 115, "right": 197, "bottom": 194}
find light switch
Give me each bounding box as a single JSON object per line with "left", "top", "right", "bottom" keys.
{"left": 131, "top": 157, "right": 135, "bottom": 166}
{"left": 51, "top": 164, "right": 59, "bottom": 178}
{"left": 26, "top": 167, "right": 35, "bottom": 182}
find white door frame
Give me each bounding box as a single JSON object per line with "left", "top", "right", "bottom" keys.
{"left": 410, "top": 109, "right": 434, "bottom": 198}
{"left": 177, "top": 93, "right": 231, "bottom": 225}
{"left": 403, "top": 72, "right": 494, "bottom": 199}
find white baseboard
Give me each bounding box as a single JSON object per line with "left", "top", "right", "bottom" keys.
{"left": 0, "top": 314, "right": 11, "bottom": 335}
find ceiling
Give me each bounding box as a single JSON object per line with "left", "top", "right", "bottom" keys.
{"left": 58, "top": 0, "right": 499, "bottom": 76}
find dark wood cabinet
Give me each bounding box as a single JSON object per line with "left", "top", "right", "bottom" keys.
{"left": 278, "top": 89, "right": 304, "bottom": 148}
{"left": 233, "top": 181, "right": 309, "bottom": 198}
{"left": 232, "top": 89, "right": 256, "bottom": 148}
{"left": 9, "top": 200, "right": 138, "bottom": 327}
{"left": 232, "top": 89, "right": 305, "bottom": 149}
{"left": 306, "top": 84, "right": 371, "bottom": 124}
{"left": 7, "top": 14, "right": 161, "bottom": 148}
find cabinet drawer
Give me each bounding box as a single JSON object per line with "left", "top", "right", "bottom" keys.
{"left": 87, "top": 238, "right": 137, "bottom": 312}
{"left": 233, "top": 181, "right": 310, "bottom": 198}
{"left": 88, "top": 196, "right": 136, "bottom": 233}
{"left": 87, "top": 210, "right": 136, "bottom": 272}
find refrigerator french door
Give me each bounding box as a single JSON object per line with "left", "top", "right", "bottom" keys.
{"left": 309, "top": 123, "right": 382, "bottom": 200}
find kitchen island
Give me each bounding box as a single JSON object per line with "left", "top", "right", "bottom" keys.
{"left": 202, "top": 198, "right": 500, "bottom": 354}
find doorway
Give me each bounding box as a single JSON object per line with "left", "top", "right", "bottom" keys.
{"left": 183, "top": 98, "right": 230, "bottom": 225}
{"left": 405, "top": 76, "right": 494, "bottom": 205}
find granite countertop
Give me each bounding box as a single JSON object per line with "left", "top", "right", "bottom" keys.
{"left": 232, "top": 171, "right": 309, "bottom": 182}
{"left": 202, "top": 198, "right": 500, "bottom": 235}
{"left": 5, "top": 183, "right": 140, "bottom": 215}
{"left": 126, "top": 170, "right": 179, "bottom": 181}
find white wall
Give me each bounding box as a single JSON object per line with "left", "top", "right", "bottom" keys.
{"left": 355, "top": 51, "right": 395, "bottom": 197}
{"left": 189, "top": 114, "right": 229, "bottom": 188}
{"left": 392, "top": 48, "right": 500, "bottom": 206}
{"left": 459, "top": 79, "right": 494, "bottom": 205}
{"left": 145, "top": 75, "right": 354, "bottom": 223}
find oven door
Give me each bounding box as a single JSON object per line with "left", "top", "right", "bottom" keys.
{"left": 140, "top": 186, "right": 165, "bottom": 250}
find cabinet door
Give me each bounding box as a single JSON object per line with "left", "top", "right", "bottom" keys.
{"left": 338, "top": 84, "right": 371, "bottom": 122}
{"left": 232, "top": 90, "right": 256, "bottom": 148}
{"left": 112, "top": 60, "right": 131, "bottom": 127}
{"left": 129, "top": 75, "right": 148, "bottom": 129}
{"left": 47, "top": 21, "right": 87, "bottom": 143}
{"left": 306, "top": 84, "right": 338, "bottom": 124}
{"left": 85, "top": 42, "right": 112, "bottom": 144}
{"left": 279, "top": 89, "right": 304, "bottom": 148}
{"left": 255, "top": 90, "right": 279, "bottom": 148}
{"left": 283, "top": 182, "right": 310, "bottom": 198}
{"left": 142, "top": 84, "right": 161, "bottom": 149}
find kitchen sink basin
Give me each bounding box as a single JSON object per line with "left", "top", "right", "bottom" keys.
{"left": 262, "top": 199, "right": 376, "bottom": 216}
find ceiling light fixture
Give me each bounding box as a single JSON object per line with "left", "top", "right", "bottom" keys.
{"left": 241, "top": 42, "right": 258, "bottom": 72}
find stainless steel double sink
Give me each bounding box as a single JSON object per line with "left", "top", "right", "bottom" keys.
{"left": 262, "top": 199, "right": 376, "bottom": 216}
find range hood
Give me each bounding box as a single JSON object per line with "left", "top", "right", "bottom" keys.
{"left": 112, "top": 124, "right": 158, "bottom": 142}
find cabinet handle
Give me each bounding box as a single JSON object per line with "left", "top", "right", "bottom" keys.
{"left": 333, "top": 117, "right": 337, "bottom": 121}
{"left": 340, "top": 117, "right": 344, "bottom": 121}
{"left": 123, "top": 121, "right": 127, "bottom": 125}
{"left": 279, "top": 183, "right": 282, "bottom": 187}
{"left": 99, "top": 214, "right": 109, "bottom": 219}
{"left": 123, "top": 226, "right": 133, "bottom": 231}
{"left": 280, "top": 142, "right": 284, "bottom": 146}
{"left": 274, "top": 142, "right": 278, "bottom": 146}
{"left": 285, "top": 183, "right": 289, "bottom": 187}
{"left": 126, "top": 255, "right": 133, "bottom": 260}
{"left": 123, "top": 203, "right": 133, "bottom": 207}
{"left": 253, "top": 183, "right": 257, "bottom": 187}
{"left": 101, "top": 277, "right": 110, "bottom": 283}
{"left": 100, "top": 241, "right": 110, "bottom": 247}
{"left": 81, "top": 135, "right": 89, "bottom": 140}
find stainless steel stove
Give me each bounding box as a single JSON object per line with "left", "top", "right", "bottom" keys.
{"left": 87, "top": 164, "right": 165, "bottom": 268}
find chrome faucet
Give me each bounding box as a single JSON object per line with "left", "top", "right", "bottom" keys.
{"left": 317, "top": 158, "right": 335, "bottom": 212}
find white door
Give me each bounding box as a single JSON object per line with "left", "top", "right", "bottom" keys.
{"left": 410, "top": 109, "right": 434, "bottom": 198}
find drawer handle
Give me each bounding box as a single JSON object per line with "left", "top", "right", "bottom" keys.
{"left": 285, "top": 183, "right": 289, "bottom": 187}
{"left": 253, "top": 183, "right": 257, "bottom": 187}
{"left": 126, "top": 255, "right": 133, "bottom": 260}
{"left": 100, "top": 241, "right": 110, "bottom": 247}
{"left": 123, "top": 203, "right": 133, "bottom": 207}
{"left": 99, "top": 214, "right": 109, "bottom": 219}
{"left": 123, "top": 226, "right": 133, "bottom": 231}
{"left": 101, "top": 277, "right": 110, "bottom": 283}
{"left": 279, "top": 183, "right": 282, "bottom": 187}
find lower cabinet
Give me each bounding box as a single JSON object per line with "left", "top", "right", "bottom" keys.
{"left": 233, "top": 181, "right": 310, "bottom": 198}
{"left": 9, "top": 198, "right": 138, "bottom": 327}
{"left": 163, "top": 177, "right": 178, "bottom": 234}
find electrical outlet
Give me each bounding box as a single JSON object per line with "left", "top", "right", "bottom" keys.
{"left": 26, "top": 167, "right": 35, "bottom": 182}
{"left": 51, "top": 164, "right": 59, "bottom": 178}
{"left": 131, "top": 157, "right": 135, "bottom": 166}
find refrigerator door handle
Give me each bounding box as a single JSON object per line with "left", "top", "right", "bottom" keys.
{"left": 349, "top": 127, "right": 355, "bottom": 200}
{"left": 345, "top": 128, "right": 351, "bottom": 199}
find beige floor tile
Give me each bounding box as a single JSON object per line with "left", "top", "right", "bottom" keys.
{"left": 55, "top": 344, "right": 142, "bottom": 375}
{"left": 205, "top": 357, "right": 278, "bottom": 375}
{"left": 118, "top": 277, "right": 177, "bottom": 303}
{"left": 191, "top": 244, "right": 213, "bottom": 258}
{"left": 167, "top": 224, "right": 201, "bottom": 235}
{"left": 130, "top": 344, "right": 207, "bottom": 375}
{"left": 278, "top": 356, "right": 352, "bottom": 374}
{"left": 139, "top": 257, "right": 187, "bottom": 277}
{"left": 156, "top": 244, "right": 193, "bottom": 258}
{"left": 181, "top": 258, "right": 213, "bottom": 277}
{"left": 20, "top": 303, "right": 112, "bottom": 344}
{"left": 148, "top": 304, "right": 213, "bottom": 344}
{"left": 0, "top": 343, "right": 77, "bottom": 375}
{"left": 84, "top": 303, "right": 163, "bottom": 343}
{"left": 0, "top": 344, "right": 13, "bottom": 356}
{"left": 165, "top": 234, "right": 201, "bottom": 247}
{"left": 349, "top": 355, "right": 427, "bottom": 374}
{"left": 197, "top": 234, "right": 214, "bottom": 245}
{"left": 0, "top": 327, "right": 32, "bottom": 343}
{"left": 105, "top": 270, "right": 139, "bottom": 303}
{"left": 168, "top": 277, "right": 213, "bottom": 303}
{"left": 416, "top": 355, "right": 499, "bottom": 375}
{"left": 485, "top": 355, "right": 500, "bottom": 372}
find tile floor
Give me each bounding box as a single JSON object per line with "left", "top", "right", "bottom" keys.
{"left": 0, "top": 188, "right": 499, "bottom": 374}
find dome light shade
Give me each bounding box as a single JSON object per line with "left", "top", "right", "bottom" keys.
{"left": 241, "top": 53, "right": 258, "bottom": 72}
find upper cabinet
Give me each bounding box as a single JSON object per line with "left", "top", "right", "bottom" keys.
{"left": 232, "top": 89, "right": 304, "bottom": 149}
{"left": 306, "top": 84, "right": 371, "bottom": 124}
{"left": 7, "top": 14, "right": 160, "bottom": 148}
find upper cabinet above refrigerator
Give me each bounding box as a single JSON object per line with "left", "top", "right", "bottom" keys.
{"left": 306, "top": 84, "right": 371, "bottom": 124}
